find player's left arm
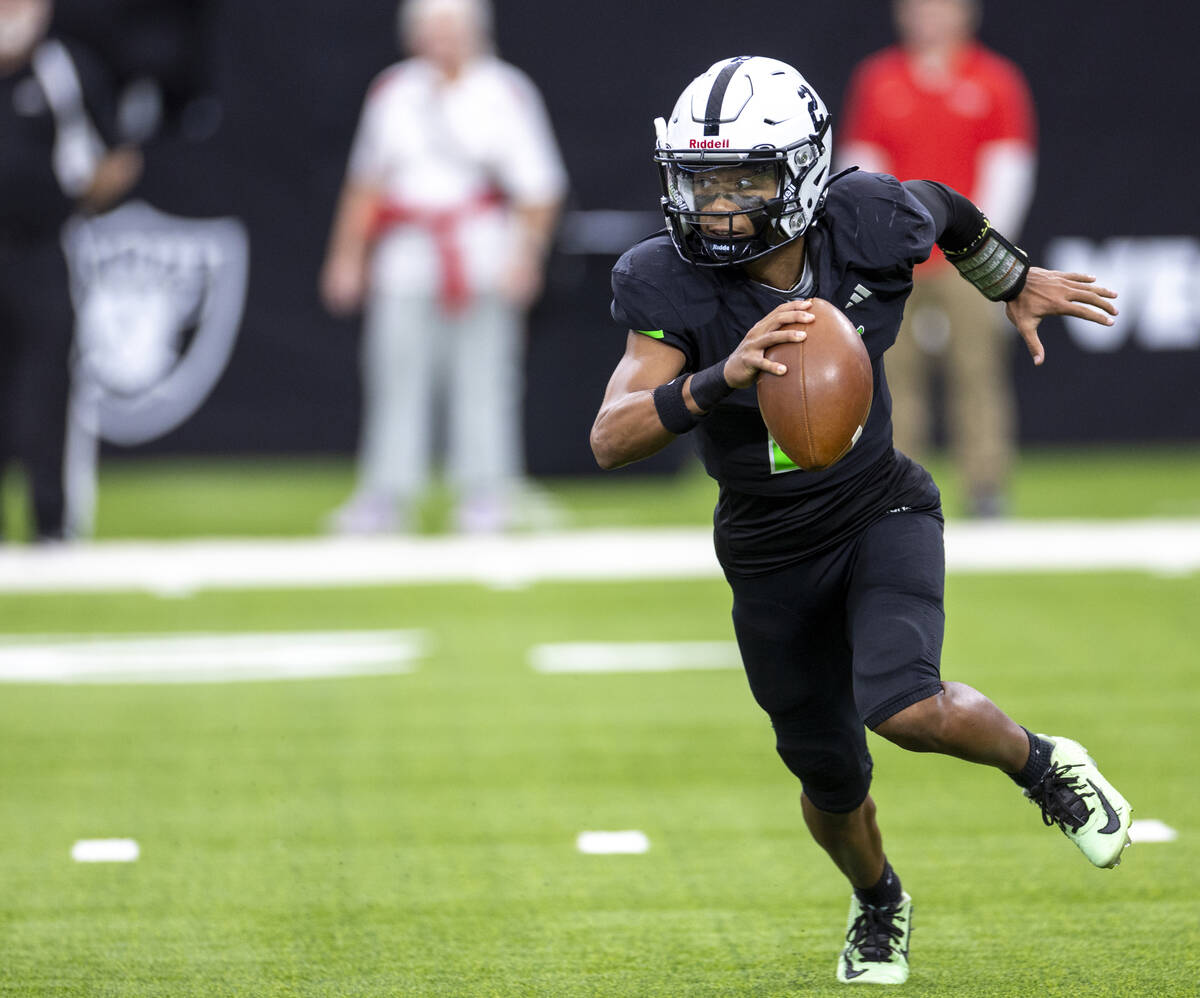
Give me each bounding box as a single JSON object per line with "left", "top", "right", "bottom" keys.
{"left": 904, "top": 179, "right": 1117, "bottom": 365}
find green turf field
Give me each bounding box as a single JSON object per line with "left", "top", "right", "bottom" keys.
{"left": 5, "top": 444, "right": 1200, "bottom": 540}
{"left": 1, "top": 451, "right": 1197, "bottom": 995}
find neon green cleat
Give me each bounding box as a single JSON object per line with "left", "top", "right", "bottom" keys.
{"left": 836, "top": 892, "right": 912, "bottom": 985}
{"left": 1025, "top": 734, "right": 1132, "bottom": 868}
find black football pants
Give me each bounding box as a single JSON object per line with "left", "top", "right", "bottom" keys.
{"left": 728, "top": 508, "right": 946, "bottom": 813}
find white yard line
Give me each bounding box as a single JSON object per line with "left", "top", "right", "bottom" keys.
{"left": 0, "top": 521, "right": 1197, "bottom": 595}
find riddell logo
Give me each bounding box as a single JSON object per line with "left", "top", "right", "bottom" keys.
{"left": 689, "top": 138, "right": 730, "bottom": 149}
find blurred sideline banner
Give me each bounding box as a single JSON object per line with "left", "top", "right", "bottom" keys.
{"left": 53, "top": 1, "right": 1198, "bottom": 472}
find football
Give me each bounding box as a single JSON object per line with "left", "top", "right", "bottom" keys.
{"left": 756, "top": 298, "right": 873, "bottom": 471}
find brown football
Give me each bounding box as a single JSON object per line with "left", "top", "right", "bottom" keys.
{"left": 756, "top": 298, "right": 873, "bottom": 471}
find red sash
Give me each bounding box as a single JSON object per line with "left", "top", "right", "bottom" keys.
{"left": 371, "top": 187, "right": 505, "bottom": 313}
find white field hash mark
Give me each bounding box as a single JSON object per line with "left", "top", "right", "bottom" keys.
{"left": 72, "top": 839, "right": 139, "bottom": 862}
{"left": 1128, "top": 819, "right": 1178, "bottom": 843}
{"left": 531, "top": 641, "right": 740, "bottom": 674}
{"left": 0, "top": 631, "right": 427, "bottom": 684}
{"left": 576, "top": 831, "right": 650, "bottom": 854}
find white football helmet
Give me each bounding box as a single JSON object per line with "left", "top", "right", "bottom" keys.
{"left": 654, "top": 55, "right": 833, "bottom": 267}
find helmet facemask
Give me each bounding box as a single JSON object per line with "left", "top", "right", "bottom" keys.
{"left": 655, "top": 126, "right": 830, "bottom": 267}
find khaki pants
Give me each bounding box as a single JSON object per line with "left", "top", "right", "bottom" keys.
{"left": 888, "top": 269, "right": 1015, "bottom": 503}
{"left": 357, "top": 291, "right": 523, "bottom": 507}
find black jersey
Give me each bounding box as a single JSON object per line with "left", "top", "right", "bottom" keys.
{"left": 0, "top": 39, "right": 117, "bottom": 242}
{"left": 611, "top": 170, "right": 944, "bottom": 575}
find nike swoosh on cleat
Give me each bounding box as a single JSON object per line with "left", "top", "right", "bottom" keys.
{"left": 842, "top": 957, "right": 868, "bottom": 980}
{"left": 1088, "top": 780, "right": 1122, "bottom": 834}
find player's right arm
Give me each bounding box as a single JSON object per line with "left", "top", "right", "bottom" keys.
{"left": 590, "top": 333, "right": 688, "bottom": 470}
{"left": 590, "top": 303, "right": 813, "bottom": 470}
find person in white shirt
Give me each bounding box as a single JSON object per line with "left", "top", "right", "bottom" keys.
{"left": 320, "top": 0, "right": 566, "bottom": 534}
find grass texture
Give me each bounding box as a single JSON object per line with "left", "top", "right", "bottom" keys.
{"left": 0, "top": 570, "right": 1196, "bottom": 995}
{"left": 3, "top": 444, "right": 1200, "bottom": 540}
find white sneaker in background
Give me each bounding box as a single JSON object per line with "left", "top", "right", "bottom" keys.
{"left": 326, "top": 494, "right": 403, "bottom": 536}
{"left": 455, "top": 495, "right": 510, "bottom": 534}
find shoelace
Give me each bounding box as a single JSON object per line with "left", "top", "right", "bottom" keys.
{"left": 847, "top": 904, "right": 905, "bottom": 962}
{"left": 1026, "top": 762, "right": 1094, "bottom": 831}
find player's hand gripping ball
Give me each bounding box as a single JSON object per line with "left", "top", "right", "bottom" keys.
{"left": 756, "top": 299, "right": 873, "bottom": 471}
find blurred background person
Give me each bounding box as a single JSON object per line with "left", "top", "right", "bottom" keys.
{"left": 839, "top": 0, "right": 1036, "bottom": 517}
{"left": 0, "top": 0, "right": 140, "bottom": 542}
{"left": 320, "top": 0, "right": 566, "bottom": 535}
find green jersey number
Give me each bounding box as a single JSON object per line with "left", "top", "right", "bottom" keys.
{"left": 768, "top": 433, "right": 801, "bottom": 475}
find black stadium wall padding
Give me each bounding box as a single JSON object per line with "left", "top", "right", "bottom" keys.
{"left": 51, "top": 0, "right": 1200, "bottom": 470}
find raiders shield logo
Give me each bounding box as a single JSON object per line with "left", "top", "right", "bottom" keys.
{"left": 61, "top": 200, "right": 249, "bottom": 535}
{"left": 62, "top": 199, "right": 249, "bottom": 446}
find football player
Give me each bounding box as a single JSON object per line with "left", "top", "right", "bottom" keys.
{"left": 590, "top": 56, "right": 1129, "bottom": 985}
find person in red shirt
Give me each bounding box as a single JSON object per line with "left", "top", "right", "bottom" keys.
{"left": 839, "top": 0, "right": 1036, "bottom": 517}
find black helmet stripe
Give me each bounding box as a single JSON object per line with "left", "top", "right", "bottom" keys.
{"left": 703, "top": 56, "right": 749, "bottom": 136}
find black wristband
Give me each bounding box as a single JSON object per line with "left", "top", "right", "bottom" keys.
{"left": 688, "top": 361, "right": 734, "bottom": 412}
{"left": 652, "top": 376, "right": 699, "bottom": 435}
{"left": 944, "top": 222, "right": 1031, "bottom": 302}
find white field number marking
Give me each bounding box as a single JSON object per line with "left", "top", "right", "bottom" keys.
{"left": 0, "top": 631, "right": 426, "bottom": 684}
